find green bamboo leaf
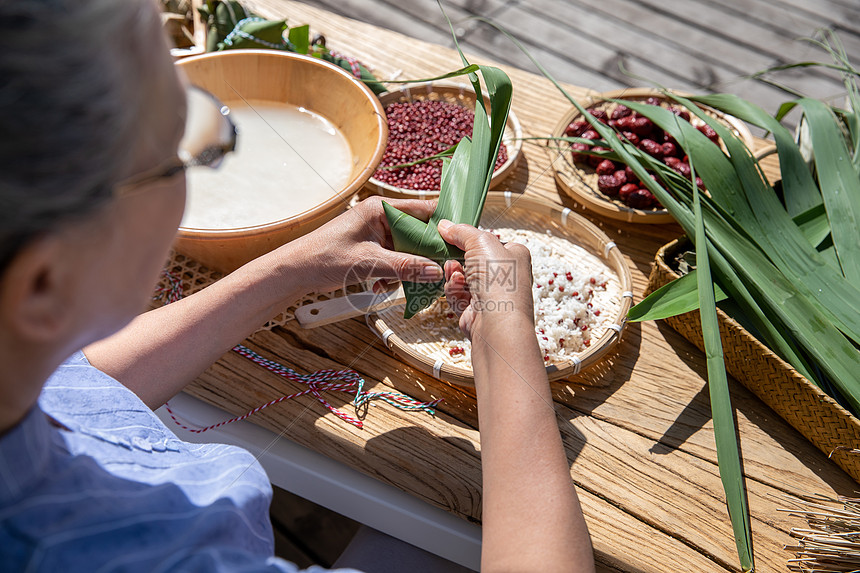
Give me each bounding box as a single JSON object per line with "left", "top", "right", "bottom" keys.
{"left": 379, "top": 64, "right": 481, "bottom": 85}
{"left": 643, "top": 136, "right": 858, "bottom": 402}
{"left": 750, "top": 61, "right": 859, "bottom": 76}
{"left": 382, "top": 3, "right": 512, "bottom": 318}
{"left": 688, "top": 140, "right": 755, "bottom": 571}
{"left": 287, "top": 24, "right": 309, "bottom": 54}
{"left": 794, "top": 98, "right": 860, "bottom": 282}
{"left": 663, "top": 93, "right": 860, "bottom": 345}
{"left": 689, "top": 94, "right": 822, "bottom": 217}
{"left": 479, "top": 26, "right": 761, "bottom": 567}
{"left": 792, "top": 203, "right": 831, "bottom": 249}
{"left": 628, "top": 271, "right": 728, "bottom": 322}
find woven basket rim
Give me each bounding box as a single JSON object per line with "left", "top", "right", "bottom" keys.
{"left": 365, "top": 81, "right": 523, "bottom": 198}
{"left": 551, "top": 87, "right": 756, "bottom": 225}
{"left": 369, "top": 192, "right": 633, "bottom": 387}
{"left": 654, "top": 236, "right": 860, "bottom": 427}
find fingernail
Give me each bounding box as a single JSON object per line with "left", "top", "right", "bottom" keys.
{"left": 420, "top": 264, "right": 444, "bottom": 281}
{"left": 437, "top": 219, "right": 452, "bottom": 232}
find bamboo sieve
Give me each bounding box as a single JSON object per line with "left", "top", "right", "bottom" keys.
{"left": 367, "top": 192, "right": 633, "bottom": 387}
{"left": 550, "top": 88, "right": 755, "bottom": 224}
{"left": 365, "top": 81, "right": 523, "bottom": 198}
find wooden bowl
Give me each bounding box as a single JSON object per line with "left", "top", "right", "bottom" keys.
{"left": 365, "top": 81, "right": 523, "bottom": 198}
{"left": 551, "top": 88, "right": 755, "bottom": 224}
{"left": 368, "top": 192, "right": 633, "bottom": 387}
{"left": 173, "top": 50, "right": 388, "bottom": 273}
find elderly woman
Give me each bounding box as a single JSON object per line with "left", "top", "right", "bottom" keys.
{"left": 0, "top": 0, "right": 594, "bottom": 571}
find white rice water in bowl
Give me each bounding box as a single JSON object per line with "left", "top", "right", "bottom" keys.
{"left": 414, "top": 228, "right": 623, "bottom": 368}
{"left": 181, "top": 99, "right": 354, "bottom": 229}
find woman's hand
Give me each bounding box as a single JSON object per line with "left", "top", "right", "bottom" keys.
{"left": 438, "top": 218, "right": 596, "bottom": 573}
{"left": 437, "top": 219, "right": 534, "bottom": 338}
{"left": 283, "top": 196, "right": 443, "bottom": 294}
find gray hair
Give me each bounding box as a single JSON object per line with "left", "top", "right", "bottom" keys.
{"left": 0, "top": 0, "right": 162, "bottom": 273}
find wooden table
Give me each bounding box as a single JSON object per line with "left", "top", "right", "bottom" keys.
{"left": 177, "top": 2, "right": 859, "bottom": 571}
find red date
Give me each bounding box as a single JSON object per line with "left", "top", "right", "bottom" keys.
{"left": 598, "top": 174, "right": 623, "bottom": 196}
{"left": 596, "top": 159, "right": 616, "bottom": 175}
{"left": 620, "top": 131, "right": 640, "bottom": 146}
{"left": 611, "top": 105, "right": 632, "bottom": 120}
{"left": 627, "top": 188, "right": 656, "bottom": 209}
{"left": 565, "top": 120, "right": 589, "bottom": 137}
{"left": 639, "top": 139, "right": 664, "bottom": 159}
{"left": 619, "top": 183, "right": 639, "bottom": 201}
{"left": 566, "top": 98, "right": 717, "bottom": 212}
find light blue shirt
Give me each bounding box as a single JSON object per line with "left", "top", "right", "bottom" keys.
{"left": 0, "top": 352, "right": 357, "bottom": 572}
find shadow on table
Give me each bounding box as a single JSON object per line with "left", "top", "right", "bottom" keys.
{"left": 651, "top": 321, "right": 858, "bottom": 494}
{"left": 552, "top": 318, "right": 642, "bottom": 412}
{"left": 363, "top": 425, "right": 484, "bottom": 524}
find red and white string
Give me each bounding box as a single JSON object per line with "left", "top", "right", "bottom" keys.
{"left": 156, "top": 271, "right": 441, "bottom": 431}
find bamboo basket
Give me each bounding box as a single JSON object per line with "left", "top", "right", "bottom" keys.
{"left": 368, "top": 192, "right": 633, "bottom": 387}
{"left": 551, "top": 88, "right": 755, "bottom": 224}
{"left": 365, "top": 81, "right": 523, "bottom": 198}
{"left": 648, "top": 238, "right": 860, "bottom": 483}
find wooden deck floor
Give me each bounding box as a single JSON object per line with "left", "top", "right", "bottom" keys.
{"left": 316, "top": 0, "right": 859, "bottom": 130}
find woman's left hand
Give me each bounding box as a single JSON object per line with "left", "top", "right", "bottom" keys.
{"left": 280, "top": 196, "right": 442, "bottom": 294}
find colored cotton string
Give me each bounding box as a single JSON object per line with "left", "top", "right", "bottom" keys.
{"left": 329, "top": 49, "right": 363, "bottom": 79}
{"left": 223, "top": 17, "right": 286, "bottom": 50}
{"left": 232, "top": 344, "right": 441, "bottom": 429}
{"left": 152, "top": 270, "right": 184, "bottom": 304}
{"left": 157, "top": 270, "right": 442, "bottom": 432}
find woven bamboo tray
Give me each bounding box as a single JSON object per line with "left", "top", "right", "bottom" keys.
{"left": 368, "top": 192, "right": 633, "bottom": 387}
{"left": 648, "top": 238, "right": 860, "bottom": 483}
{"left": 551, "top": 88, "right": 755, "bottom": 224}
{"left": 365, "top": 81, "right": 523, "bottom": 198}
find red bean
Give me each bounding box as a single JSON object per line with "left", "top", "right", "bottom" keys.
{"left": 374, "top": 100, "right": 508, "bottom": 190}
{"left": 581, "top": 129, "right": 600, "bottom": 141}
{"left": 613, "top": 169, "right": 628, "bottom": 185}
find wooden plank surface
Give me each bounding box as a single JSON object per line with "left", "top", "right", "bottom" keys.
{"left": 309, "top": 0, "right": 858, "bottom": 128}
{"left": 178, "top": 2, "right": 860, "bottom": 571}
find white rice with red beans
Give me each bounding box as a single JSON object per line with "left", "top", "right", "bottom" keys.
{"left": 415, "top": 227, "right": 622, "bottom": 367}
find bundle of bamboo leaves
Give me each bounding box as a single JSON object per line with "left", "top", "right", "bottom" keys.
{"left": 588, "top": 36, "right": 859, "bottom": 572}
{"left": 382, "top": 22, "right": 512, "bottom": 318}
{"left": 495, "top": 25, "right": 858, "bottom": 572}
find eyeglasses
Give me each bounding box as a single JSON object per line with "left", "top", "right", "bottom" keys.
{"left": 116, "top": 86, "right": 237, "bottom": 192}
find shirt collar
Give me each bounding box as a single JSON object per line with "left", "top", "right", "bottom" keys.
{"left": 0, "top": 404, "right": 54, "bottom": 505}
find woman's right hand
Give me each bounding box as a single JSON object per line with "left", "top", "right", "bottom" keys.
{"left": 436, "top": 219, "right": 535, "bottom": 339}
